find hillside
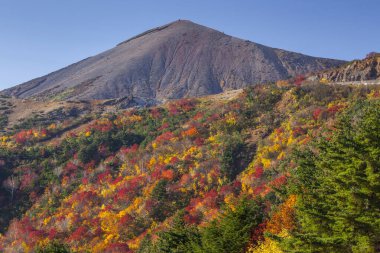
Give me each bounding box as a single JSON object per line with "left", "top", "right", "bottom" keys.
{"left": 0, "top": 79, "right": 379, "bottom": 252}
{"left": 313, "top": 53, "right": 380, "bottom": 83}
{"left": 1, "top": 20, "right": 344, "bottom": 101}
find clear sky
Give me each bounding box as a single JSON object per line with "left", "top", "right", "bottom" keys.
{"left": 0, "top": 0, "right": 379, "bottom": 90}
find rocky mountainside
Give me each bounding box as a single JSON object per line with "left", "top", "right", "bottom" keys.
{"left": 314, "top": 53, "right": 380, "bottom": 82}
{"left": 1, "top": 20, "right": 344, "bottom": 101}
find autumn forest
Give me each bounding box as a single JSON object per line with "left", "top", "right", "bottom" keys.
{"left": 0, "top": 77, "right": 379, "bottom": 252}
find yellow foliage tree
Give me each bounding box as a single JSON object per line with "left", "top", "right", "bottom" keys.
{"left": 266, "top": 195, "right": 296, "bottom": 234}
{"left": 247, "top": 235, "right": 284, "bottom": 253}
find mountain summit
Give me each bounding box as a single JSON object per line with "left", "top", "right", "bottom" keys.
{"left": 2, "top": 20, "right": 344, "bottom": 101}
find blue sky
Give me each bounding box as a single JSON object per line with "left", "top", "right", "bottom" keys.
{"left": 0, "top": 0, "right": 379, "bottom": 90}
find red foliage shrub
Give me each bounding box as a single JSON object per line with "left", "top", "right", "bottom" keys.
{"left": 194, "top": 137, "right": 205, "bottom": 146}
{"left": 69, "top": 226, "right": 87, "bottom": 241}
{"left": 193, "top": 112, "right": 204, "bottom": 121}
{"left": 64, "top": 162, "right": 78, "bottom": 174}
{"left": 183, "top": 127, "right": 198, "bottom": 137}
{"left": 270, "top": 175, "right": 287, "bottom": 188}
{"left": 20, "top": 171, "right": 38, "bottom": 190}
{"left": 253, "top": 184, "right": 265, "bottom": 195}
{"left": 168, "top": 103, "right": 179, "bottom": 116}
{"left": 253, "top": 166, "right": 263, "bottom": 179}
{"left": 116, "top": 176, "right": 143, "bottom": 200}
{"left": 199, "top": 177, "right": 207, "bottom": 187}
{"left": 155, "top": 131, "right": 175, "bottom": 143}
{"left": 112, "top": 176, "right": 123, "bottom": 185}
{"left": 106, "top": 242, "right": 131, "bottom": 253}
{"left": 231, "top": 102, "right": 242, "bottom": 110}
{"left": 170, "top": 156, "right": 179, "bottom": 164}
{"left": 161, "top": 170, "right": 174, "bottom": 181}
{"left": 168, "top": 99, "right": 196, "bottom": 115}
{"left": 250, "top": 221, "right": 267, "bottom": 243}
{"left": 292, "top": 126, "right": 305, "bottom": 137}
{"left": 176, "top": 99, "right": 195, "bottom": 112}
{"left": 89, "top": 119, "right": 114, "bottom": 132}
{"left": 27, "top": 229, "right": 45, "bottom": 241}
{"left": 15, "top": 131, "right": 27, "bottom": 144}
{"left": 232, "top": 181, "right": 242, "bottom": 193}
{"left": 179, "top": 174, "right": 191, "bottom": 186}
{"left": 90, "top": 217, "right": 100, "bottom": 227}
{"left": 10, "top": 217, "right": 46, "bottom": 244}
{"left": 219, "top": 185, "right": 233, "bottom": 196}
{"left": 84, "top": 160, "right": 96, "bottom": 170}
{"left": 327, "top": 104, "right": 345, "bottom": 115}
{"left": 186, "top": 198, "right": 200, "bottom": 213}
{"left": 150, "top": 107, "right": 162, "bottom": 119}
{"left": 203, "top": 189, "right": 218, "bottom": 208}
{"left": 40, "top": 128, "right": 48, "bottom": 136}
{"left": 151, "top": 167, "right": 163, "bottom": 180}
{"left": 206, "top": 113, "right": 220, "bottom": 122}
{"left": 68, "top": 132, "right": 77, "bottom": 138}
{"left": 184, "top": 213, "right": 201, "bottom": 224}
{"left": 82, "top": 177, "right": 89, "bottom": 185}
{"left": 372, "top": 90, "right": 380, "bottom": 98}
{"left": 294, "top": 75, "right": 305, "bottom": 86}
{"left": 48, "top": 228, "right": 58, "bottom": 240}
{"left": 312, "top": 108, "right": 323, "bottom": 120}
{"left": 275, "top": 128, "right": 283, "bottom": 135}
{"left": 74, "top": 191, "right": 97, "bottom": 203}
{"left": 97, "top": 170, "right": 111, "bottom": 183}
{"left": 120, "top": 144, "right": 139, "bottom": 155}
{"left": 158, "top": 122, "right": 170, "bottom": 131}
{"left": 120, "top": 214, "right": 133, "bottom": 225}
{"left": 144, "top": 199, "right": 154, "bottom": 212}
{"left": 93, "top": 227, "right": 102, "bottom": 237}
{"left": 183, "top": 154, "right": 192, "bottom": 161}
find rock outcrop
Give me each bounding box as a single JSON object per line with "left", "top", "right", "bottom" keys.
{"left": 315, "top": 54, "right": 380, "bottom": 82}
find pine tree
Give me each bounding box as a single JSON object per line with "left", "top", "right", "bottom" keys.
{"left": 35, "top": 241, "right": 71, "bottom": 253}
{"left": 156, "top": 211, "right": 201, "bottom": 253}
{"left": 285, "top": 100, "right": 380, "bottom": 252}
{"left": 195, "top": 197, "right": 264, "bottom": 253}
{"left": 137, "top": 211, "right": 200, "bottom": 253}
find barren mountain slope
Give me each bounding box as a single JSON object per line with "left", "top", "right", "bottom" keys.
{"left": 2, "top": 20, "right": 345, "bottom": 101}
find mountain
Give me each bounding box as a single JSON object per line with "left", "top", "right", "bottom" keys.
{"left": 1, "top": 20, "right": 345, "bottom": 101}
{"left": 314, "top": 53, "right": 380, "bottom": 82}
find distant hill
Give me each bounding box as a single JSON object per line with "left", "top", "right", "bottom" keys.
{"left": 313, "top": 53, "right": 380, "bottom": 82}
{"left": 1, "top": 20, "right": 344, "bottom": 101}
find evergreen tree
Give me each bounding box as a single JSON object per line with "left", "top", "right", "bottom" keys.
{"left": 285, "top": 100, "right": 380, "bottom": 252}
{"left": 136, "top": 234, "right": 158, "bottom": 253}
{"left": 194, "top": 197, "right": 264, "bottom": 253}
{"left": 35, "top": 240, "right": 71, "bottom": 253}
{"left": 156, "top": 211, "right": 201, "bottom": 253}
{"left": 137, "top": 211, "right": 200, "bottom": 253}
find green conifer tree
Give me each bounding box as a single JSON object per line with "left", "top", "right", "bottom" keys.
{"left": 285, "top": 100, "right": 380, "bottom": 253}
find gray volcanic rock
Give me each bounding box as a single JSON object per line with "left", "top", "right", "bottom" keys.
{"left": 2, "top": 20, "right": 345, "bottom": 101}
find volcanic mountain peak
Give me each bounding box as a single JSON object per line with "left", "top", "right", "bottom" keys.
{"left": 1, "top": 20, "right": 345, "bottom": 101}
{"left": 116, "top": 19, "right": 209, "bottom": 46}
